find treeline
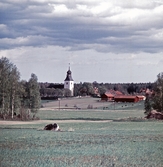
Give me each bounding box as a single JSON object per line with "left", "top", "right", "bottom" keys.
{"left": 39, "top": 81, "right": 153, "bottom": 98}
{"left": 0, "top": 57, "right": 41, "bottom": 120}
{"left": 39, "top": 83, "right": 72, "bottom": 98}
{"left": 74, "top": 82, "right": 153, "bottom": 96}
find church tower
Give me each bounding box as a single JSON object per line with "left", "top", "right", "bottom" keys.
{"left": 64, "top": 65, "right": 74, "bottom": 96}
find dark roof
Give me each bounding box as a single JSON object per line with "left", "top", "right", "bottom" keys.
{"left": 64, "top": 69, "right": 73, "bottom": 81}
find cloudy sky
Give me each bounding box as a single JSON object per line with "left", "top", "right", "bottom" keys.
{"left": 0, "top": 0, "right": 163, "bottom": 83}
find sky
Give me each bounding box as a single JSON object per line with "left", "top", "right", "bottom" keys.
{"left": 0, "top": 0, "right": 163, "bottom": 83}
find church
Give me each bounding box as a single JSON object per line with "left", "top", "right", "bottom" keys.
{"left": 40, "top": 65, "right": 74, "bottom": 100}
{"left": 64, "top": 66, "right": 74, "bottom": 96}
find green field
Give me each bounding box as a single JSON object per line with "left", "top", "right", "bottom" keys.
{"left": 38, "top": 109, "right": 144, "bottom": 121}
{"left": 0, "top": 101, "right": 163, "bottom": 167}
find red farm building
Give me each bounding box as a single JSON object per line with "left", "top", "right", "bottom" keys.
{"left": 101, "top": 93, "right": 114, "bottom": 101}
{"left": 114, "top": 95, "right": 140, "bottom": 103}
{"left": 101, "top": 89, "right": 145, "bottom": 103}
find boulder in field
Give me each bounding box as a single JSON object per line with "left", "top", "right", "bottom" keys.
{"left": 44, "top": 123, "right": 60, "bottom": 131}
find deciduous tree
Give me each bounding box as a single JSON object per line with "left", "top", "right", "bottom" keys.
{"left": 0, "top": 57, "right": 21, "bottom": 118}
{"left": 27, "top": 73, "right": 41, "bottom": 116}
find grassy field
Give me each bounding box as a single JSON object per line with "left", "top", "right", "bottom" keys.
{"left": 0, "top": 100, "right": 163, "bottom": 167}
{"left": 38, "top": 109, "right": 145, "bottom": 121}
{"left": 41, "top": 97, "right": 144, "bottom": 110}
{"left": 1, "top": 121, "right": 163, "bottom": 167}
{"left": 38, "top": 99, "right": 144, "bottom": 121}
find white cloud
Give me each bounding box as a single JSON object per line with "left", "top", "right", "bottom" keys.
{"left": 90, "top": 2, "right": 112, "bottom": 15}
{"left": 51, "top": 4, "right": 69, "bottom": 14}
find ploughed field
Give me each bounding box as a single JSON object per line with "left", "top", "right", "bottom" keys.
{"left": 0, "top": 99, "right": 163, "bottom": 167}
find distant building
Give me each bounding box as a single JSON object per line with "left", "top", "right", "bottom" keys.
{"left": 101, "top": 89, "right": 145, "bottom": 103}
{"left": 101, "top": 90, "right": 123, "bottom": 101}
{"left": 64, "top": 66, "right": 74, "bottom": 96}
{"left": 101, "top": 93, "right": 114, "bottom": 101}
{"left": 114, "top": 95, "right": 139, "bottom": 103}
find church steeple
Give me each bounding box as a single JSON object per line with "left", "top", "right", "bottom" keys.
{"left": 64, "top": 64, "right": 73, "bottom": 81}
{"left": 64, "top": 64, "right": 74, "bottom": 96}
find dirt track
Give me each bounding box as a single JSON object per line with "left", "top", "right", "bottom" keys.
{"left": 0, "top": 120, "right": 112, "bottom": 125}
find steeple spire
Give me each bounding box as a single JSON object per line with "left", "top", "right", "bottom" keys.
{"left": 69, "top": 63, "right": 70, "bottom": 71}
{"left": 64, "top": 64, "right": 73, "bottom": 81}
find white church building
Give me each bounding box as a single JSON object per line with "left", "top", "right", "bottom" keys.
{"left": 64, "top": 66, "right": 74, "bottom": 96}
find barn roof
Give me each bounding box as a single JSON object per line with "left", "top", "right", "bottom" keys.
{"left": 114, "top": 95, "right": 138, "bottom": 99}
{"left": 106, "top": 89, "right": 123, "bottom": 96}
{"left": 104, "top": 93, "right": 114, "bottom": 97}
{"left": 136, "top": 95, "right": 145, "bottom": 98}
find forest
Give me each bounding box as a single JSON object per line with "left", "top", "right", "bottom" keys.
{"left": 0, "top": 57, "right": 41, "bottom": 120}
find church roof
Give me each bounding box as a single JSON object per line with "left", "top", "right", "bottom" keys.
{"left": 64, "top": 68, "right": 73, "bottom": 81}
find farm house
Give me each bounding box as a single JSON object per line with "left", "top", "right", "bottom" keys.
{"left": 101, "top": 90, "right": 124, "bottom": 101}
{"left": 101, "top": 93, "right": 114, "bottom": 101}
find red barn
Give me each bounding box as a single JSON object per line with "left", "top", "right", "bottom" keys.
{"left": 101, "top": 93, "right": 114, "bottom": 101}
{"left": 114, "top": 96, "right": 139, "bottom": 103}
